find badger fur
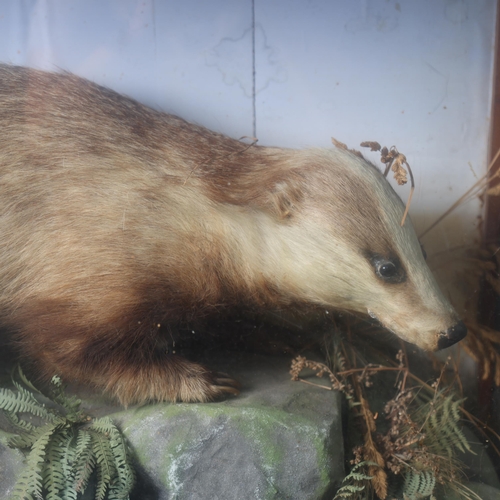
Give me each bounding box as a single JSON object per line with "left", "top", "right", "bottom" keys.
{"left": 0, "top": 65, "right": 466, "bottom": 405}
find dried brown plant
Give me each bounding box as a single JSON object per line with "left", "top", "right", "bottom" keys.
{"left": 291, "top": 334, "right": 492, "bottom": 500}
{"left": 359, "top": 141, "right": 415, "bottom": 226}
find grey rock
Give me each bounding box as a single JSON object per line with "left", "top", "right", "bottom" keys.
{"left": 0, "top": 429, "right": 24, "bottom": 499}
{"left": 120, "top": 353, "right": 344, "bottom": 499}
{"left": 444, "top": 482, "right": 500, "bottom": 500}
{"left": 0, "top": 352, "right": 345, "bottom": 500}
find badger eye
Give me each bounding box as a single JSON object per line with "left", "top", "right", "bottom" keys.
{"left": 367, "top": 254, "right": 406, "bottom": 284}
{"left": 378, "top": 262, "right": 397, "bottom": 278}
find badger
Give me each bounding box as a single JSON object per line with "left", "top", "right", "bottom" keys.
{"left": 0, "top": 65, "right": 466, "bottom": 405}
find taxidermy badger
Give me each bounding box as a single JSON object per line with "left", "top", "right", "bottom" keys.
{"left": 0, "top": 65, "right": 466, "bottom": 405}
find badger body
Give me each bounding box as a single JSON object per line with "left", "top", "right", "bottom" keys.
{"left": 0, "top": 65, "right": 465, "bottom": 404}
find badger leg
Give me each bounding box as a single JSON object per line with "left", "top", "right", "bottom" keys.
{"left": 96, "top": 354, "right": 240, "bottom": 406}
{"left": 12, "top": 301, "right": 239, "bottom": 406}
{"left": 83, "top": 344, "right": 241, "bottom": 406}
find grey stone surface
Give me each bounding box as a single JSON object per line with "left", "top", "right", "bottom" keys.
{"left": 2, "top": 349, "right": 499, "bottom": 500}
{"left": 445, "top": 482, "right": 500, "bottom": 500}
{"left": 0, "top": 429, "right": 24, "bottom": 499}
{"left": 459, "top": 427, "right": 500, "bottom": 492}
{"left": 0, "top": 352, "right": 344, "bottom": 500}
{"left": 120, "top": 353, "right": 344, "bottom": 499}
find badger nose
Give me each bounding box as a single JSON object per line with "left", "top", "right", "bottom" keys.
{"left": 437, "top": 320, "right": 467, "bottom": 350}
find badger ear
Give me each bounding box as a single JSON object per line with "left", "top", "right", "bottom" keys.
{"left": 265, "top": 177, "right": 304, "bottom": 219}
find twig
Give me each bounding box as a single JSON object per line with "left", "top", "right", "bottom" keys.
{"left": 298, "top": 378, "right": 333, "bottom": 390}
{"left": 419, "top": 146, "right": 500, "bottom": 238}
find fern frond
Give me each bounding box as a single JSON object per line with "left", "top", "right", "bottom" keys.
{"left": 12, "top": 423, "right": 59, "bottom": 500}
{"left": 89, "top": 416, "right": 115, "bottom": 434}
{"left": 3, "top": 370, "right": 135, "bottom": 500}
{"left": 346, "top": 472, "right": 374, "bottom": 482}
{"left": 72, "top": 429, "right": 95, "bottom": 495}
{"left": 90, "top": 429, "right": 116, "bottom": 500}
{"left": 333, "top": 461, "right": 374, "bottom": 500}
{"left": 43, "top": 427, "right": 71, "bottom": 500}
{"left": 5, "top": 410, "right": 36, "bottom": 435}
{"left": 9, "top": 430, "right": 38, "bottom": 450}
{"left": 0, "top": 388, "right": 60, "bottom": 423}
{"left": 60, "top": 427, "right": 77, "bottom": 478}
{"left": 403, "top": 469, "right": 436, "bottom": 499}
{"left": 11, "top": 473, "right": 36, "bottom": 500}
{"left": 421, "top": 395, "right": 471, "bottom": 458}
{"left": 109, "top": 425, "right": 135, "bottom": 495}
{"left": 335, "top": 484, "right": 366, "bottom": 497}
{"left": 9, "top": 420, "right": 63, "bottom": 450}
{"left": 59, "top": 428, "right": 79, "bottom": 500}
{"left": 12, "top": 379, "right": 41, "bottom": 404}
{"left": 49, "top": 375, "right": 82, "bottom": 417}
{"left": 107, "top": 485, "right": 132, "bottom": 500}
{"left": 436, "top": 397, "right": 459, "bottom": 454}
{"left": 15, "top": 365, "right": 43, "bottom": 394}
{"left": 90, "top": 416, "right": 135, "bottom": 495}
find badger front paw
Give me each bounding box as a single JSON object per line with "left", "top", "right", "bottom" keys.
{"left": 99, "top": 357, "right": 240, "bottom": 406}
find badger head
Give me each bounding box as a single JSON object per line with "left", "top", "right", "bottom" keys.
{"left": 265, "top": 147, "right": 466, "bottom": 351}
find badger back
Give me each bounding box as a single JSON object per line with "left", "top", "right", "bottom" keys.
{"left": 0, "top": 64, "right": 465, "bottom": 353}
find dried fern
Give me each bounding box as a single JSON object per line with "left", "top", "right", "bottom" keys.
{"left": 0, "top": 366, "right": 135, "bottom": 500}
{"left": 291, "top": 327, "right": 490, "bottom": 500}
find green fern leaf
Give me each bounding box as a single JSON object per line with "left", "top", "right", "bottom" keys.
{"left": 450, "top": 398, "right": 462, "bottom": 422}
{"left": 333, "top": 461, "right": 374, "bottom": 500}
{"left": 49, "top": 375, "right": 82, "bottom": 417}
{"left": 5, "top": 409, "right": 36, "bottom": 434}
{"left": 447, "top": 399, "right": 471, "bottom": 454}
{"left": 403, "top": 469, "right": 420, "bottom": 498}
{"left": 44, "top": 427, "right": 72, "bottom": 500}
{"left": 12, "top": 423, "right": 58, "bottom": 500}
{"left": 0, "top": 388, "right": 59, "bottom": 423}
{"left": 89, "top": 417, "right": 115, "bottom": 434}
{"left": 434, "top": 396, "right": 467, "bottom": 455}
{"left": 107, "top": 485, "right": 132, "bottom": 500}
{"left": 72, "top": 430, "right": 95, "bottom": 494}
{"left": 90, "top": 429, "right": 116, "bottom": 500}
{"left": 9, "top": 420, "right": 63, "bottom": 451}
{"left": 336, "top": 484, "right": 366, "bottom": 494}
{"left": 60, "top": 427, "right": 77, "bottom": 478}
{"left": 11, "top": 473, "right": 36, "bottom": 500}
{"left": 403, "top": 470, "right": 436, "bottom": 499}
{"left": 90, "top": 418, "right": 135, "bottom": 497}
{"left": 9, "top": 431, "right": 38, "bottom": 450}
{"left": 347, "top": 472, "right": 373, "bottom": 482}
{"left": 16, "top": 365, "right": 43, "bottom": 395}
{"left": 421, "top": 395, "right": 471, "bottom": 457}
{"left": 12, "top": 379, "right": 41, "bottom": 404}
{"left": 59, "top": 427, "right": 79, "bottom": 500}
{"left": 420, "top": 470, "right": 436, "bottom": 496}
{"left": 2, "top": 369, "right": 135, "bottom": 500}
{"left": 110, "top": 429, "right": 135, "bottom": 495}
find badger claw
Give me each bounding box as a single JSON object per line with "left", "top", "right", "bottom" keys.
{"left": 212, "top": 374, "right": 240, "bottom": 397}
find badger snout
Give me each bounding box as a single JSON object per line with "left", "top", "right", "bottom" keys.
{"left": 436, "top": 320, "right": 467, "bottom": 350}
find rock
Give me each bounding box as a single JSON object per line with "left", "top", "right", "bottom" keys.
{"left": 0, "top": 429, "right": 24, "bottom": 499}
{"left": 0, "top": 352, "right": 345, "bottom": 500}
{"left": 121, "top": 352, "right": 344, "bottom": 499}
